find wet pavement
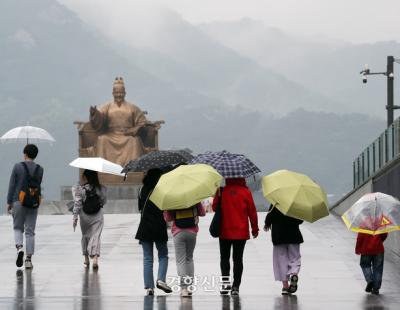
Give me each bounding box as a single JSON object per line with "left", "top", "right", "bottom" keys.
{"left": 0, "top": 213, "right": 399, "bottom": 309}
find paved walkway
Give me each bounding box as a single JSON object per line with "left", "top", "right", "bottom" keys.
{"left": 0, "top": 213, "right": 399, "bottom": 309}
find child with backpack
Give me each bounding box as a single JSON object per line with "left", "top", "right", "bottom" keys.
{"left": 72, "top": 169, "right": 107, "bottom": 269}
{"left": 164, "top": 203, "right": 206, "bottom": 297}
{"left": 356, "top": 232, "right": 388, "bottom": 295}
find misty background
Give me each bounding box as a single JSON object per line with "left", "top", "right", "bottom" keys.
{"left": 1, "top": 0, "right": 399, "bottom": 211}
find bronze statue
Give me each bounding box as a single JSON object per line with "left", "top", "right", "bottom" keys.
{"left": 74, "top": 77, "right": 164, "bottom": 184}
{"left": 88, "top": 77, "right": 147, "bottom": 166}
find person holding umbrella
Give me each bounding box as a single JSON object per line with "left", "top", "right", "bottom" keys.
{"left": 264, "top": 204, "right": 303, "bottom": 295}
{"left": 356, "top": 231, "right": 387, "bottom": 295}
{"left": 261, "top": 170, "right": 329, "bottom": 295}
{"left": 150, "top": 164, "right": 221, "bottom": 297}
{"left": 72, "top": 169, "right": 107, "bottom": 269}
{"left": 164, "top": 202, "right": 206, "bottom": 297}
{"left": 212, "top": 177, "right": 259, "bottom": 296}
{"left": 135, "top": 168, "right": 172, "bottom": 296}
{"left": 342, "top": 192, "right": 400, "bottom": 295}
{"left": 191, "top": 151, "right": 261, "bottom": 296}
{"left": 6, "top": 144, "right": 44, "bottom": 269}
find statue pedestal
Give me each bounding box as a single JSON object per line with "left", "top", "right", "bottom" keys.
{"left": 61, "top": 184, "right": 142, "bottom": 200}
{"left": 58, "top": 182, "right": 142, "bottom": 215}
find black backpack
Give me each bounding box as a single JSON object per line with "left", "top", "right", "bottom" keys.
{"left": 19, "top": 162, "right": 41, "bottom": 208}
{"left": 175, "top": 205, "right": 198, "bottom": 228}
{"left": 82, "top": 186, "right": 102, "bottom": 214}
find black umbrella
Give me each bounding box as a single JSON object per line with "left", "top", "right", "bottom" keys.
{"left": 122, "top": 149, "right": 194, "bottom": 174}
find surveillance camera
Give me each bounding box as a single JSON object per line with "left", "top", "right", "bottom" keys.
{"left": 362, "top": 74, "right": 367, "bottom": 83}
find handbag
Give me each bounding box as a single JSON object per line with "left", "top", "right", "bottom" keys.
{"left": 209, "top": 187, "right": 223, "bottom": 238}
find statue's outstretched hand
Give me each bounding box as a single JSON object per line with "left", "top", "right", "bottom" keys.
{"left": 90, "top": 105, "right": 97, "bottom": 116}
{"left": 124, "top": 127, "right": 140, "bottom": 136}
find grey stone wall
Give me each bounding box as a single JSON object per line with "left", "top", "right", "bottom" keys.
{"left": 61, "top": 185, "right": 141, "bottom": 200}
{"left": 39, "top": 199, "right": 139, "bottom": 215}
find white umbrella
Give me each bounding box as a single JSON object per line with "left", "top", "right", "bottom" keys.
{"left": 0, "top": 126, "right": 55, "bottom": 143}
{"left": 69, "top": 157, "right": 124, "bottom": 176}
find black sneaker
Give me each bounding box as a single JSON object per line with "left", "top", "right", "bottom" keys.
{"left": 288, "top": 274, "right": 298, "bottom": 293}
{"left": 156, "top": 280, "right": 172, "bottom": 293}
{"left": 231, "top": 287, "right": 239, "bottom": 296}
{"left": 371, "top": 288, "right": 380, "bottom": 295}
{"left": 282, "top": 287, "right": 292, "bottom": 295}
{"left": 220, "top": 284, "right": 232, "bottom": 295}
{"left": 16, "top": 249, "right": 24, "bottom": 268}
{"left": 365, "top": 282, "right": 373, "bottom": 293}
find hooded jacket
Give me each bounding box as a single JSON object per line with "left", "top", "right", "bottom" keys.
{"left": 355, "top": 233, "right": 387, "bottom": 255}
{"left": 212, "top": 178, "right": 259, "bottom": 240}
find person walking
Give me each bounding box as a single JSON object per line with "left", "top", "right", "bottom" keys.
{"left": 6, "top": 144, "right": 44, "bottom": 269}
{"left": 164, "top": 203, "right": 206, "bottom": 297}
{"left": 264, "top": 204, "right": 303, "bottom": 295}
{"left": 356, "top": 232, "right": 387, "bottom": 295}
{"left": 72, "top": 169, "right": 106, "bottom": 270}
{"left": 135, "top": 168, "right": 172, "bottom": 296}
{"left": 212, "top": 178, "right": 259, "bottom": 296}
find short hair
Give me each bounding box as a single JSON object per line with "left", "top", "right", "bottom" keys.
{"left": 23, "top": 144, "right": 39, "bottom": 159}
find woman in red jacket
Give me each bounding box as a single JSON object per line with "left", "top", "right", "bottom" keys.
{"left": 355, "top": 232, "right": 387, "bottom": 295}
{"left": 212, "top": 178, "right": 259, "bottom": 295}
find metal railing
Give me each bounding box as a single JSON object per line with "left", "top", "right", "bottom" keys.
{"left": 353, "top": 118, "right": 400, "bottom": 188}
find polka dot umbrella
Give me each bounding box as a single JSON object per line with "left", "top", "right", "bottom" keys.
{"left": 121, "top": 149, "right": 194, "bottom": 175}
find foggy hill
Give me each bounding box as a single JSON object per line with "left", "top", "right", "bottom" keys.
{"left": 102, "top": 8, "right": 343, "bottom": 116}
{"left": 199, "top": 19, "right": 400, "bottom": 118}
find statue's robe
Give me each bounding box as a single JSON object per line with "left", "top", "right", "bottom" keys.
{"left": 91, "top": 101, "right": 147, "bottom": 166}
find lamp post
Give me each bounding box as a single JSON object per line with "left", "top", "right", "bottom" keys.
{"left": 360, "top": 56, "right": 400, "bottom": 127}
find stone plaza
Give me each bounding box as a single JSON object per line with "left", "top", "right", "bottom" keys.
{"left": 0, "top": 212, "right": 399, "bottom": 309}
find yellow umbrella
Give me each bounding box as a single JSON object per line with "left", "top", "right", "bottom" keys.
{"left": 150, "top": 164, "right": 222, "bottom": 210}
{"left": 262, "top": 169, "right": 329, "bottom": 223}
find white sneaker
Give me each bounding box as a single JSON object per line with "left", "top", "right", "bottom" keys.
{"left": 25, "top": 259, "right": 33, "bottom": 269}
{"left": 146, "top": 288, "right": 154, "bottom": 296}
{"left": 180, "top": 288, "right": 190, "bottom": 297}
{"left": 84, "top": 256, "right": 90, "bottom": 268}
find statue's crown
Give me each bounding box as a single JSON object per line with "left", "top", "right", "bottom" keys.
{"left": 113, "top": 77, "right": 125, "bottom": 88}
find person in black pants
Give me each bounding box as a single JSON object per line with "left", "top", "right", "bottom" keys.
{"left": 212, "top": 178, "right": 259, "bottom": 295}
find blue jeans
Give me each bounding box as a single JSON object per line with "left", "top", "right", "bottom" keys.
{"left": 141, "top": 241, "right": 168, "bottom": 289}
{"left": 360, "top": 253, "right": 384, "bottom": 290}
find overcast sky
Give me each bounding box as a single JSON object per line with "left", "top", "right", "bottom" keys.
{"left": 59, "top": 0, "right": 400, "bottom": 43}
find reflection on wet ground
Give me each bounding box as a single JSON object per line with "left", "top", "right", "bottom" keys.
{"left": 1, "top": 214, "right": 399, "bottom": 309}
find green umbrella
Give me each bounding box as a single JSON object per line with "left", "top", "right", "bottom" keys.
{"left": 150, "top": 164, "right": 222, "bottom": 210}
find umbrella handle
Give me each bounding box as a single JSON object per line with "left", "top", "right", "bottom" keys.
{"left": 267, "top": 204, "right": 276, "bottom": 213}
